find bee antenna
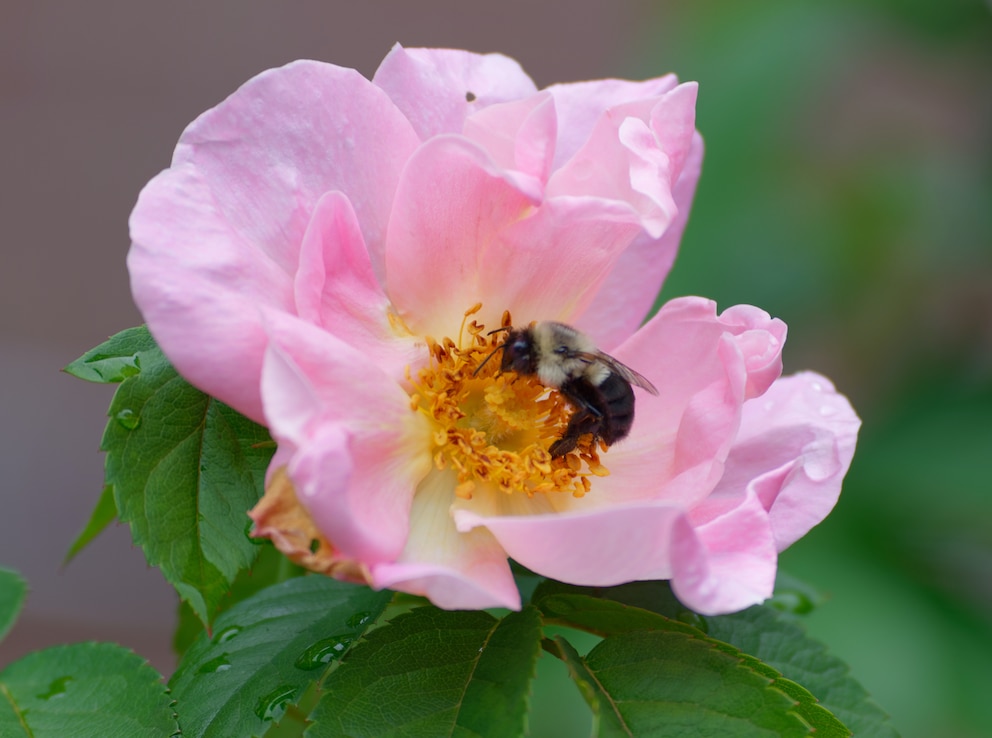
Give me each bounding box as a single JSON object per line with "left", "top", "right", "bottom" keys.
{"left": 486, "top": 326, "right": 512, "bottom": 337}
{"left": 473, "top": 340, "right": 508, "bottom": 377}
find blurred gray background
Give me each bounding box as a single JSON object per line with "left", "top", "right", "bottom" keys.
{"left": 2, "top": 2, "right": 990, "bottom": 737}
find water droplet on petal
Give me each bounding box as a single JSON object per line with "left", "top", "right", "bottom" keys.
{"left": 346, "top": 611, "right": 373, "bottom": 628}
{"left": 254, "top": 684, "right": 297, "bottom": 722}
{"left": 197, "top": 653, "right": 232, "bottom": 674}
{"left": 115, "top": 408, "right": 140, "bottom": 429}
{"left": 36, "top": 675, "right": 73, "bottom": 700}
{"left": 294, "top": 634, "right": 354, "bottom": 670}
{"left": 213, "top": 625, "right": 242, "bottom": 644}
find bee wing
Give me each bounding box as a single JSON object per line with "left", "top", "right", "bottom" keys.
{"left": 577, "top": 351, "right": 660, "bottom": 395}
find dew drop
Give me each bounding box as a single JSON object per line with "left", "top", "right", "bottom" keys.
{"left": 293, "top": 634, "right": 354, "bottom": 670}
{"left": 346, "top": 611, "right": 373, "bottom": 628}
{"left": 254, "top": 684, "right": 297, "bottom": 722}
{"left": 213, "top": 625, "right": 242, "bottom": 644}
{"left": 197, "top": 653, "right": 232, "bottom": 674}
{"left": 115, "top": 408, "right": 140, "bottom": 430}
{"left": 36, "top": 675, "right": 73, "bottom": 700}
{"left": 769, "top": 590, "right": 815, "bottom": 615}
{"left": 676, "top": 609, "right": 708, "bottom": 633}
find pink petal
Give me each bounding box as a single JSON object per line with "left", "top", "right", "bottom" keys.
{"left": 718, "top": 372, "right": 860, "bottom": 551}
{"left": 372, "top": 470, "right": 521, "bottom": 610}
{"left": 260, "top": 314, "right": 432, "bottom": 563}
{"left": 129, "top": 163, "right": 291, "bottom": 423}
{"left": 129, "top": 60, "right": 419, "bottom": 421}
{"left": 479, "top": 197, "right": 644, "bottom": 327}
{"left": 373, "top": 45, "right": 539, "bottom": 141}
{"left": 546, "top": 83, "right": 698, "bottom": 241}
{"left": 294, "top": 191, "right": 422, "bottom": 377}
{"left": 168, "top": 59, "right": 419, "bottom": 283}
{"left": 383, "top": 136, "right": 540, "bottom": 339}
{"left": 670, "top": 487, "right": 778, "bottom": 615}
{"left": 453, "top": 501, "right": 686, "bottom": 585}
{"left": 463, "top": 92, "right": 557, "bottom": 184}
{"left": 593, "top": 298, "right": 786, "bottom": 509}
{"left": 546, "top": 76, "right": 681, "bottom": 170}
{"left": 575, "top": 132, "right": 703, "bottom": 349}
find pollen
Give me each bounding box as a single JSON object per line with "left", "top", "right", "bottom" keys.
{"left": 409, "top": 306, "right": 607, "bottom": 499}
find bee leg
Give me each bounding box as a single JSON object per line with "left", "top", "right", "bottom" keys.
{"left": 549, "top": 410, "right": 602, "bottom": 457}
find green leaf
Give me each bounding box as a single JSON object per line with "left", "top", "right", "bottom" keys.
{"left": 0, "top": 568, "right": 27, "bottom": 644}
{"left": 94, "top": 328, "right": 274, "bottom": 625}
{"left": 169, "top": 576, "right": 391, "bottom": 738}
{"left": 531, "top": 578, "right": 708, "bottom": 630}
{"left": 548, "top": 629, "right": 812, "bottom": 738}
{"left": 308, "top": 606, "right": 543, "bottom": 738}
{"left": 540, "top": 593, "right": 850, "bottom": 737}
{"left": 63, "top": 484, "right": 118, "bottom": 565}
{"left": 64, "top": 325, "right": 157, "bottom": 384}
{"left": 706, "top": 606, "right": 900, "bottom": 738}
{"left": 0, "top": 642, "right": 177, "bottom": 737}
{"left": 173, "top": 544, "right": 305, "bottom": 659}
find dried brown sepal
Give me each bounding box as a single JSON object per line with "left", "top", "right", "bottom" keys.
{"left": 249, "top": 466, "right": 371, "bottom": 584}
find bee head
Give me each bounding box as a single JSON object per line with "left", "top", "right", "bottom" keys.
{"left": 499, "top": 329, "right": 536, "bottom": 374}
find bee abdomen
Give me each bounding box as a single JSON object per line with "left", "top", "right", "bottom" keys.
{"left": 597, "top": 373, "right": 635, "bottom": 444}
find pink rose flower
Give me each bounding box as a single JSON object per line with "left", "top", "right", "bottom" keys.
{"left": 128, "top": 46, "right": 859, "bottom": 614}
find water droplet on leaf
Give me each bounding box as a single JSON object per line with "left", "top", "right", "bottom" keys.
{"left": 676, "top": 609, "right": 708, "bottom": 633}
{"left": 197, "top": 654, "right": 232, "bottom": 674}
{"left": 36, "top": 676, "right": 73, "bottom": 700}
{"left": 769, "top": 589, "right": 815, "bottom": 615}
{"left": 294, "top": 634, "right": 354, "bottom": 670}
{"left": 213, "top": 625, "right": 242, "bottom": 644}
{"left": 115, "top": 408, "right": 140, "bottom": 429}
{"left": 254, "top": 685, "right": 296, "bottom": 722}
{"left": 346, "top": 611, "right": 373, "bottom": 628}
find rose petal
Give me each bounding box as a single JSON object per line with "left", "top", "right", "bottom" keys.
{"left": 453, "top": 500, "right": 685, "bottom": 585}
{"left": 383, "top": 135, "right": 541, "bottom": 339}
{"left": 546, "top": 76, "right": 681, "bottom": 170}
{"left": 372, "top": 470, "right": 521, "bottom": 609}
{"left": 718, "top": 372, "right": 860, "bottom": 550}
{"left": 670, "top": 486, "right": 778, "bottom": 615}
{"left": 463, "top": 92, "right": 557, "bottom": 184}
{"left": 261, "top": 315, "right": 432, "bottom": 563}
{"left": 128, "top": 164, "right": 291, "bottom": 423}
{"left": 373, "top": 45, "right": 539, "bottom": 140}
{"left": 589, "top": 297, "right": 785, "bottom": 509}
{"left": 546, "top": 83, "right": 698, "bottom": 241}
{"left": 479, "top": 196, "right": 644, "bottom": 327}
{"left": 295, "top": 191, "right": 422, "bottom": 377}
{"left": 576, "top": 132, "right": 704, "bottom": 349}
{"left": 129, "top": 60, "right": 419, "bottom": 420}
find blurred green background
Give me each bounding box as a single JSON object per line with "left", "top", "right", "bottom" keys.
{"left": 649, "top": 2, "right": 992, "bottom": 737}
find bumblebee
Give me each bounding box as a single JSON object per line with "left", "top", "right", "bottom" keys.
{"left": 477, "top": 321, "right": 658, "bottom": 457}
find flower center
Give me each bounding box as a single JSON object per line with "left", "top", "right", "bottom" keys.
{"left": 409, "top": 304, "right": 608, "bottom": 500}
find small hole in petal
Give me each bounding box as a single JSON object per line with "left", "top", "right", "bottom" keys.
{"left": 465, "top": 91, "right": 477, "bottom": 102}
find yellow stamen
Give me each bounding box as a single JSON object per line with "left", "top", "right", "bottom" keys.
{"left": 409, "top": 306, "right": 608, "bottom": 499}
